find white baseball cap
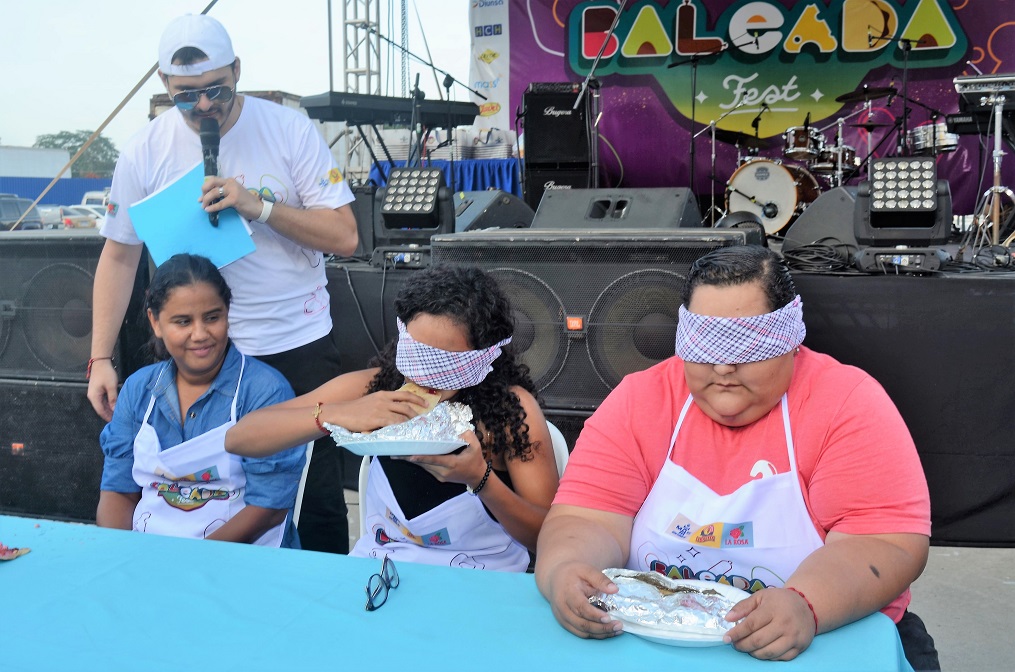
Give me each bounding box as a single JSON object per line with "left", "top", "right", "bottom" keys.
{"left": 158, "top": 14, "right": 235, "bottom": 76}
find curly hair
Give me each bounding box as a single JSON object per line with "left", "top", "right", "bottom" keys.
{"left": 367, "top": 265, "right": 539, "bottom": 461}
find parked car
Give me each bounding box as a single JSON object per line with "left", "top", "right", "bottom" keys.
{"left": 81, "top": 189, "right": 110, "bottom": 207}
{"left": 0, "top": 194, "right": 44, "bottom": 230}
{"left": 75, "top": 204, "right": 107, "bottom": 224}
{"left": 59, "top": 205, "right": 99, "bottom": 228}
{"left": 37, "top": 205, "right": 65, "bottom": 229}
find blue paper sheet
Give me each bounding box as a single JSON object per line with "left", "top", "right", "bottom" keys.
{"left": 128, "top": 162, "right": 255, "bottom": 267}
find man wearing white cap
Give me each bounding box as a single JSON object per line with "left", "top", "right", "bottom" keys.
{"left": 88, "top": 13, "right": 358, "bottom": 554}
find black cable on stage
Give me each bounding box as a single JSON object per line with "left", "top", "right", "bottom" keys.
{"left": 781, "top": 239, "right": 862, "bottom": 274}
{"left": 342, "top": 265, "right": 382, "bottom": 356}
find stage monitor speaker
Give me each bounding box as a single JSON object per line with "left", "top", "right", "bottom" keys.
{"left": 0, "top": 230, "right": 149, "bottom": 382}
{"left": 522, "top": 83, "right": 589, "bottom": 165}
{"left": 523, "top": 165, "right": 589, "bottom": 211}
{"left": 0, "top": 380, "right": 105, "bottom": 522}
{"left": 430, "top": 229, "right": 749, "bottom": 410}
{"left": 454, "top": 190, "right": 534, "bottom": 232}
{"left": 531, "top": 188, "right": 703, "bottom": 230}
{"left": 782, "top": 186, "right": 858, "bottom": 252}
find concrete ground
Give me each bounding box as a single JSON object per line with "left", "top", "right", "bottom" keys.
{"left": 345, "top": 489, "right": 1015, "bottom": 670}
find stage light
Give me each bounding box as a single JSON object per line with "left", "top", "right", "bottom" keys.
{"left": 854, "top": 156, "right": 951, "bottom": 247}
{"left": 380, "top": 167, "right": 444, "bottom": 228}
{"left": 373, "top": 167, "right": 454, "bottom": 252}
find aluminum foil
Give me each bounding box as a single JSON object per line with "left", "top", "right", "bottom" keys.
{"left": 590, "top": 569, "right": 741, "bottom": 636}
{"left": 324, "top": 401, "right": 474, "bottom": 444}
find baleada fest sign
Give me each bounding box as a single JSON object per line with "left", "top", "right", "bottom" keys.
{"left": 567, "top": 0, "right": 968, "bottom": 138}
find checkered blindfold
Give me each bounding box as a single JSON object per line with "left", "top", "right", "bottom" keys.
{"left": 675, "top": 295, "right": 805, "bottom": 364}
{"left": 395, "top": 318, "right": 511, "bottom": 390}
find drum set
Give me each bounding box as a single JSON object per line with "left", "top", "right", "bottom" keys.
{"left": 710, "top": 85, "right": 959, "bottom": 235}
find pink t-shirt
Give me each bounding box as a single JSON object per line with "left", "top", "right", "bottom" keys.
{"left": 554, "top": 347, "right": 930, "bottom": 621}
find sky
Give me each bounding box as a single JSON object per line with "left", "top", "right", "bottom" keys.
{"left": 1, "top": 0, "right": 471, "bottom": 150}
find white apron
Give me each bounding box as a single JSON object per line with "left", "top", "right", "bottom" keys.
{"left": 627, "top": 394, "right": 823, "bottom": 593}
{"left": 351, "top": 457, "right": 529, "bottom": 571}
{"left": 131, "top": 356, "right": 285, "bottom": 547}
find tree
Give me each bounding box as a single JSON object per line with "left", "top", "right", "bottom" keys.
{"left": 34, "top": 130, "right": 118, "bottom": 178}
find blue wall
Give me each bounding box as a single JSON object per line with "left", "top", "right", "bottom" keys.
{"left": 0, "top": 177, "right": 112, "bottom": 205}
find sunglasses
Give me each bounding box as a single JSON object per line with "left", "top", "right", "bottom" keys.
{"left": 365, "top": 555, "right": 399, "bottom": 611}
{"left": 172, "top": 85, "right": 235, "bottom": 110}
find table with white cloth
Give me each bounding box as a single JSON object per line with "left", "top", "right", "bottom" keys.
{"left": 0, "top": 515, "right": 913, "bottom": 671}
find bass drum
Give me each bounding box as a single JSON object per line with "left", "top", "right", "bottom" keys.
{"left": 726, "top": 160, "right": 821, "bottom": 234}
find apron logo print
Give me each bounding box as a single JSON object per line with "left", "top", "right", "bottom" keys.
{"left": 150, "top": 481, "right": 232, "bottom": 511}
{"left": 722, "top": 522, "right": 755, "bottom": 548}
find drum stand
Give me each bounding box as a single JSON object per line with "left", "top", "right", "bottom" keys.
{"left": 972, "top": 94, "right": 1014, "bottom": 249}
{"left": 817, "top": 101, "right": 871, "bottom": 185}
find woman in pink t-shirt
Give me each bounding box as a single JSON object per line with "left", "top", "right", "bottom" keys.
{"left": 535, "top": 246, "right": 937, "bottom": 670}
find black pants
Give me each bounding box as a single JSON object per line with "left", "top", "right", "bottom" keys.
{"left": 897, "top": 610, "right": 940, "bottom": 672}
{"left": 255, "top": 333, "right": 349, "bottom": 555}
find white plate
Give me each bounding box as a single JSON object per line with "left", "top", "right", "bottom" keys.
{"left": 338, "top": 439, "right": 466, "bottom": 457}
{"left": 608, "top": 578, "right": 750, "bottom": 648}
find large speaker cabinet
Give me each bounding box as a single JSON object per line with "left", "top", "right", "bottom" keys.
{"left": 0, "top": 380, "right": 106, "bottom": 521}
{"left": 522, "top": 85, "right": 589, "bottom": 165}
{"left": 0, "top": 230, "right": 149, "bottom": 382}
{"left": 431, "top": 229, "right": 749, "bottom": 410}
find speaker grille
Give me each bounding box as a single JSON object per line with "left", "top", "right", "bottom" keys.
{"left": 432, "top": 230, "right": 748, "bottom": 409}
{"left": 0, "top": 230, "right": 150, "bottom": 382}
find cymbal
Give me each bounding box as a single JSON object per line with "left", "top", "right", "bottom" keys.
{"left": 713, "top": 128, "right": 769, "bottom": 149}
{"left": 850, "top": 121, "right": 896, "bottom": 130}
{"left": 835, "top": 86, "right": 897, "bottom": 104}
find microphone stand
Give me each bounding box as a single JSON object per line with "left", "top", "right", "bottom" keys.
{"left": 872, "top": 33, "right": 921, "bottom": 155}
{"left": 573, "top": 0, "right": 627, "bottom": 189}
{"left": 668, "top": 42, "right": 727, "bottom": 200}
{"left": 693, "top": 99, "right": 748, "bottom": 224}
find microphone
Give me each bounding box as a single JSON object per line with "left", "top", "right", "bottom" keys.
{"left": 867, "top": 28, "right": 873, "bottom": 48}
{"left": 966, "top": 60, "right": 985, "bottom": 75}
{"left": 200, "top": 118, "right": 220, "bottom": 227}
{"left": 750, "top": 102, "right": 769, "bottom": 130}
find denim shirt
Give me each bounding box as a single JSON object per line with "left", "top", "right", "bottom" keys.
{"left": 100, "top": 344, "right": 304, "bottom": 514}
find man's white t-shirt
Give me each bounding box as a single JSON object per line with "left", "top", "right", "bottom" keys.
{"left": 102, "top": 96, "right": 355, "bottom": 356}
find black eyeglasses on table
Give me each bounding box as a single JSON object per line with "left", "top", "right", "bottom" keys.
{"left": 172, "top": 85, "right": 235, "bottom": 110}
{"left": 365, "top": 555, "right": 399, "bottom": 611}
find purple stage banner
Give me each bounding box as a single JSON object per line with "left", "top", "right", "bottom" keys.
{"left": 508, "top": 0, "right": 1015, "bottom": 214}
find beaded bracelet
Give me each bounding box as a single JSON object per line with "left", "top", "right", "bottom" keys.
{"left": 313, "top": 402, "right": 327, "bottom": 433}
{"left": 467, "top": 460, "right": 494, "bottom": 496}
{"left": 786, "top": 587, "right": 819, "bottom": 635}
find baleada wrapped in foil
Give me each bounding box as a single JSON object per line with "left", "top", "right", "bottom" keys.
{"left": 324, "top": 401, "right": 474, "bottom": 444}
{"left": 591, "top": 568, "right": 747, "bottom": 636}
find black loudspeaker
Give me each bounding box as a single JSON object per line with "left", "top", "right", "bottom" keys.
{"left": 454, "top": 190, "right": 534, "bottom": 232}
{"left": 0, "top": 381, "right": 105, "bottom": 521}
{"left": 327, "top": 262, "right": 421, "bottom": 490}
{"left": 531, "top": 188, "right": 703, "bottom": 229}
{"left": 523, "top": 84, "right": 589, "bottom": 165}
{"left": 523, "top": 166, "right": 589, "bottom": 211}
{"left": 0, "top": 230, "right": 149, "bottom": 382}
{"left": 430, "top": 229, "right": 749, "bottom": 410}
{"left": 347, "top": 185, "right": 377, "bottom": 260}
{"left": 782, "top": 186, "right": 858, "bottom": 252}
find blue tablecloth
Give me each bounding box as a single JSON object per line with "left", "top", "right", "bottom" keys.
{"left": 368, "top": 158, "right": 522, "bottom": 197}
{"left": 0, "top": 515, "right": 912, "bottom": 671}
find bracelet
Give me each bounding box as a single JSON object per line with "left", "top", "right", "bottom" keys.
{"left": 786, "top": 587, "right": 819, "bottom": 635}
{"left": 86, "top": 356, "right": 113, "bottom": 379}
{"left": 467, "top": 460, "right": 493, "bottom": 496}
{"left": 313, "top": 402, "right": 327, "bottom": 433}
{"left": 255, "top": 197, "right": 274, "bottom": 223}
